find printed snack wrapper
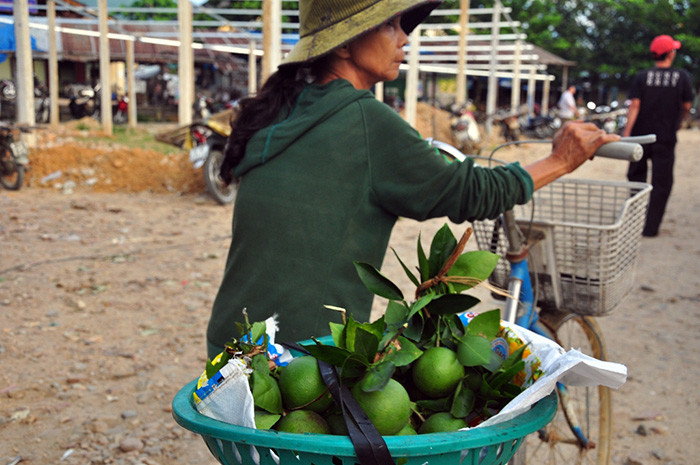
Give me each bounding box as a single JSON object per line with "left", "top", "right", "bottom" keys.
{"left": 193, "top": 316, "right": 292, "bottom": 426}
{"left": 459, "top": 312, "right": 627, "bottom": 429}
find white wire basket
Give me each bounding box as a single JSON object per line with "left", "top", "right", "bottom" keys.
{"left": 472, "top": 179, "right": 652, "bottom": 316}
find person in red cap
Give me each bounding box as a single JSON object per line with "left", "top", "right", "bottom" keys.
{"left": 623, "top": 34, "right": 694, "bottom": 237}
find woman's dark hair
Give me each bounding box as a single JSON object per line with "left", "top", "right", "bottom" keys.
{"left": 219, "top": 57, "right": 329, "bottom": 184}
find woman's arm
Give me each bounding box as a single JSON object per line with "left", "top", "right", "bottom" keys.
{"left": 524, "top": 122, "right": 620, "bottom": 190}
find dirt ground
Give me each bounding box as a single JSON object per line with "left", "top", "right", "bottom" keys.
{"left": 1, "top": 110, "right": 699, "bottom": 465}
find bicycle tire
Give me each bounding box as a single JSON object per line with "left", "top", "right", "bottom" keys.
{"left": 512, "top": 312, "right": 611, "bottom": 465}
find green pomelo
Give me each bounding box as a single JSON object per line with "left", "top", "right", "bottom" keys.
{"left": 412, "top": 347, "right": 465, "bottom": 398}
{"left": 278, "top": 356, "right": 333, "bottom": 413}
{"left": 275, "top": 409, "right": 331, "bottom": 434}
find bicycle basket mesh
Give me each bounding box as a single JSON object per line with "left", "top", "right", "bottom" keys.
{"left": 472, "top": 179, "right": 651, "bottom": 315}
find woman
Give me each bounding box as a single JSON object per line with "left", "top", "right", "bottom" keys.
{"left": 206, "top": 0, "right": 618, "bottom": 358}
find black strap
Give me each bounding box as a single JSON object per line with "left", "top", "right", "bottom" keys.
{"left": 280, "top": 342, "right": 395, "bottom": 465}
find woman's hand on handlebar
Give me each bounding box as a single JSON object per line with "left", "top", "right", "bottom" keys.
{"left": 552, "top": 121, "right": 620, "bottom": 172}
{"left": 526, "top": 121, "right": 620, "bottom": 190}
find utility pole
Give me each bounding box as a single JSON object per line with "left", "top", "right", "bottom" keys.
{"left": 47, "top": 0, "right": 59, "bottom": 128}
{"left": 98, "top": 0, "right": 113, "bottom": 134}
{"left": 262, "top": 0, "right": 281, "bottom": 84}
{"left": 13, "top": 0, "right": 35, "bottom": 127}
{"left": 456, "top": 0, "right": 470, "bottom": 105}
{"left": 178, "top": 0, "right": 193, "bottom": 125}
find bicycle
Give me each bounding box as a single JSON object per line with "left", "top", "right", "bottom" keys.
{"left": 428, "top": 135, "right": 654, "bottom": 465}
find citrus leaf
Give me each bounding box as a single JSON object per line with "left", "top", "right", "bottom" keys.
{"left": 250, "top": 370, "right": 283, "bottom": 414}
{"left": 457, "top": 335, "right": 493, "bottom": 367}
{"left": 501, "top": 344, "right": 528, "bottom": 371}
{"left": 358, "top": 360, "right": 396, "bottom": 392}
{"left": 489, "top": 360, "right": 525, "bottom": 390}
{"left": 428, "top": 224, "right": 457, "bottom": 278}
{"left": 465, "top": 309, "right": 501, "bottom": 339}
{"left": 339, "top": 353, "right": 370, "bottom": 384}
{"left": 384, "top": 300, "right": 409, "bottom": 329}
{"left": 382, "top": 336, "right": 422, "bottom": 367}
{"left": 329, "top": 322, "right": 346, "bottom": 349}
{"left": 425, "top": 293, "right": 481, "bottom": 315}
{"left": 301, "top": 342, "right": 354, "bottom": 367}
{"left": 254, "top": 410, "right": 281, "bottom": 430}
{"left": 391, "top": 247, "right": 420, "bottom": 287}
{"left": 352, "top": 327, "right": 380, "bottom": 363}
{"left": 450, "top": 381, "right": 475, "bottom": 418}
{"left": 415, "top": 397, "right": 451, "bottom": 415}
{"left": 353, "top": 262, "right": 404, "bottom": 300}
{"left": 447, "top": 250, "right": 501, "bottom": 292}
{"left": 405, "top": 311, "right": 424, "bottom": 341}
{"left": 407, "top": 293, "right": 437, "bottom": 319}
{"left": 251, "top": 353, "right": 270, "bottom": 373}
{"left": 417, "top": 231, "right": 429, "bottom": 281}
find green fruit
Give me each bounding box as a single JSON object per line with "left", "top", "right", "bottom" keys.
{"left": 418, "top": 412, "right": 468, "bottom": 434}
{"left": 351, "top": 378, "right": 411, "bottom": 436}
{"left": 396, "top": 422, "right": 418, "bottom": 435}
{"left": 275, "top": 410, "right": 331, "bottom": 434}
{"left": 278, "top": 356, "right": 333, "bottom": 413}
{"left": 412, "top": 347, "right": 465, "bottom": 398}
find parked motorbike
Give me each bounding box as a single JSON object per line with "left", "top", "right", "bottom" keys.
{"left": 518, "top": 112, "right": 561, "bottom": 139}
{"left": 193, "top": 94, "right": 212, "bottom": 122}
{"left": 0, "top": 78, "right": 50, "bottom": 123}
{"left": 67, "top": 82, "right": 101, "bottom": 119}
{"left": 449, "top": 102, "right": 481, "bottom": 154}
{"left": 493, "top": 109, "right": 521, "bottom": 142}
{"left": 585, "top": 101, "right": 628, "bottom": 134}
{"left": 0, "top": 123, "right": 30, "bottom": 190}
{"left": 113, "top": 96, "right": 129, "bottom": 124}
{"left": 188, "top": 118, "right": 237, "bottom": 204}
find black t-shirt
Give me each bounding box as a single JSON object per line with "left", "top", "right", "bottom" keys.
{"left": 628, "top": 67, "right": 694, "bottom": 144}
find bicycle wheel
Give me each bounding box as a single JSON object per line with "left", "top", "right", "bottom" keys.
{"left": 514, "top": 312, "right": 612, "bottom": 465}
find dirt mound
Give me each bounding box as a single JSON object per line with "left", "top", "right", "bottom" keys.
{"left": 25, "top": 120, "right": 204, "bottom": 194}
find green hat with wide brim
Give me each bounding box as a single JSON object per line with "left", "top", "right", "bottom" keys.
{"left": 281, "top": 0, "right": 443, "bottom": 66}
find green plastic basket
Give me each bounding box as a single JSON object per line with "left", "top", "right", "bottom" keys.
{"left": 172, "top": 378, "right": 556, "bottom": 465}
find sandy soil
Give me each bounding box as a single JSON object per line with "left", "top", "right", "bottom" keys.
{"left": 1, "top": 115, "right": 698, "bottom": 465}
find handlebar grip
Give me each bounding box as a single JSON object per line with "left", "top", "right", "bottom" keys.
{"left": 593, "top": 134, "right": 656, "bottom": 162}
{"left": 593, "top": 141, "right": 643, "bottom": 161}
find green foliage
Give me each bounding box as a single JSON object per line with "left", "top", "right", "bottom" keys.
{"left": 303, "top": 224, "right": 526, "bottom": 423}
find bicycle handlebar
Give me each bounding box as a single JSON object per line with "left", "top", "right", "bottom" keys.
{"left": 428, "top": 134, "right": 656, "bottom": 163}
{"left": 593, "top": 135, "right": 656, "bottom": 161}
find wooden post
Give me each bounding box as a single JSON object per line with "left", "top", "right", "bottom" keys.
{"left": 13, "top": 0, "right": 35, "bottom": 126}
{"left": 248, "top": 40, "right": 257, "bottom": 95}
{"left": 262, "top": 0, "right": 281, "bottom": 84}
{"left": 47, "top": 0, "right": 59, "bottom": 128}
{"left": 405, "top": 27, "right": 421, "bottom": 128}
{"left": 98, "top": 0, "right": 113, "bottom": 135}
{"left": 542, "top": 78, "right": 550, "bottom": 115}
{"left": 510, "top": 38, "right": 522, "bottom": 115}
{"left": 527, "top": 67, "right": 536, "bottom": 117}
{"left": 455, "top": 0, "right": 469, "bottom": 105}
{"left": 126, "top": 39, "right": 137, "bottom": 128}
{"left": 484, "top": 0, "right": 501, "bottom": 136}
{"left": 178, "top": 0, "right": 193, "bottom": 125}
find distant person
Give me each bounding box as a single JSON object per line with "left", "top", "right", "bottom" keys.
{"left": 623, "top": 34, "right": 694, "bottom": 237}
{"left": 558, "top": 85, "right": 578, "bottom": 121}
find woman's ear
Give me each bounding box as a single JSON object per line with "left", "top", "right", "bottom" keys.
{"left": 334, "top": 44, "right": 351, "bottom": 59}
